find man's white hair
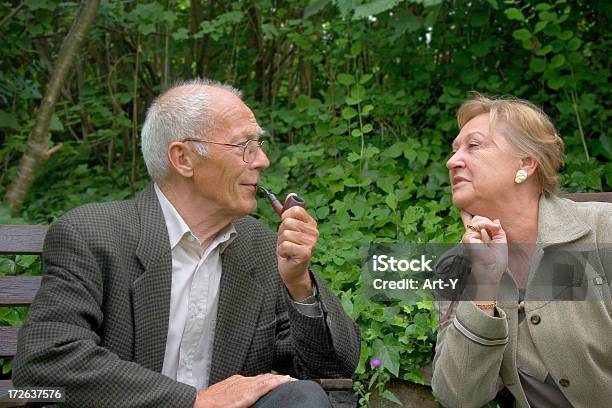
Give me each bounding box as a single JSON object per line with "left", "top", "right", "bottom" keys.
{"left": 141, "top": 78, "right": 243, "bottom": 183}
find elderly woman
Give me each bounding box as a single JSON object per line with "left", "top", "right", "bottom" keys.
{"left": 431, "top": 94, "right": 612, "bottom": 408}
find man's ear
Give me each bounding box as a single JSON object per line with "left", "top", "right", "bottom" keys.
{"left": 520, "top": 156, "right": 539, "bottom": 177}
{"left": 167, "top": 142, "right": 195, "bottom": 178}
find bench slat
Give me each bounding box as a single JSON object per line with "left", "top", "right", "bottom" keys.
{"left": 0, "top": 326, "right": 19, "bottom": 357}
{"left": 561, "top": 192, "right": 612, "bottom": 203}
{"left": 0, "top": 379, "right": 13, "bottom": 393}
{"left": 315, "top": 378, "right": 354, "bottom": 391}
{"left": 0, "top": 277, "right": 42, "bottom": 306}
{"left": 0, "top": 225, "right": 47, "bottom": 255}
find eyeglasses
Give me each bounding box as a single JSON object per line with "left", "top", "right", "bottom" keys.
{"left": 181, "top": 138, "right": 266, "bottom": 163}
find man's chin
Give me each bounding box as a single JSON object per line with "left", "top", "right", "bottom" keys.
{"left": 237, "top": 199, "right": 258, "bottom": 216}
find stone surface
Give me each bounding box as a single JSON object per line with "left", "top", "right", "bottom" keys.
{"left": 369, "top": 380, "right": 438, "bottom": 408}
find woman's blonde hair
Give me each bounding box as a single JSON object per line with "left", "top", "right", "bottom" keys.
{"left": 457, "top": 93, "right": 564, "bottom": 196}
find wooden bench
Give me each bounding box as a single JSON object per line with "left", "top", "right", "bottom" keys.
{"left": 0, "top": 225, "right": 356, "bottom": 407}
{"left": 1, "top": 192, "right": 611, "bottom": 406}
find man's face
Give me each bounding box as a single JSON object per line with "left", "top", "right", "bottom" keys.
{"left": 191, "top": 93, "right": 270, "bottom": 218}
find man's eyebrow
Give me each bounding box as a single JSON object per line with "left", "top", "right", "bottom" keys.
{"left": 248, "top": 129, "right": 266, "bottom": 140}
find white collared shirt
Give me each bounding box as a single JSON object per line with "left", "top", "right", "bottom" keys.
{"left": 155, "top": 184, "right": 236, "bottom": 389}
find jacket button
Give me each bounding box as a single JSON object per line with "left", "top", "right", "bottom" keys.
{"left": 530, "top": 314, "right": 541, "bottom": 325}
{"left": 559, "top": 378, "right": 570, "bottom": 387}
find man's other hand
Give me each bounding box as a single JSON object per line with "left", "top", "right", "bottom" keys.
{"left": 276, "top": 203, "right": 319, "bottom": 300}
{"left": 194, "top": 374, "right": 294, "bottom": 408}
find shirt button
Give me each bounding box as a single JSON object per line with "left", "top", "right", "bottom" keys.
{"left": 530, "top": 314, "right": 541, "bottom": 325}
{"left": 559, "top": 378, "right": 570, "bottom": 387}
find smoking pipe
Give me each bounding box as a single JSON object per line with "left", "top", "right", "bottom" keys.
{"left": 258, "top": 186, "right": 306, "bottom": 216}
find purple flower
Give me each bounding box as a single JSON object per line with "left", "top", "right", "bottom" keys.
{"left": 370, "top": 357, "right": 382, "bottom": 369}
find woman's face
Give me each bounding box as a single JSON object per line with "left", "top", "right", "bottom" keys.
{"left": 446, "top": 113, "right": 522, "bottom": 213}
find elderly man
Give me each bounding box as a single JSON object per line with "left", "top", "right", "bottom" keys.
{"left": 13, "top": 79, "right": 360, "bottom": 407}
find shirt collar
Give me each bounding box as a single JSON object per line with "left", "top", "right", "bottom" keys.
{"left": 153, "top": 184, "right": 237, "bottom": 253}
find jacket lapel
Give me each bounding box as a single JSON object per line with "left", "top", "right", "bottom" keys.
{"left": 537, "top": 195, "right": 590, "bottom": 248}
{"left": 208, "top": 232, "right": 264, "bottom": 385}
{"left": 131, "top": 183, "right": 173, "bottom": 372}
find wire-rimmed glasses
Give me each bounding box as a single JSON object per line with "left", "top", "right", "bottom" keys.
{"left": 181, "top": 138, "right": 266, "bottom": 163}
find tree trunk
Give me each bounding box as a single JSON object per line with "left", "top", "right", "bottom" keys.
{"left": 3, "top": 0, "right": 101, "bottom": 216}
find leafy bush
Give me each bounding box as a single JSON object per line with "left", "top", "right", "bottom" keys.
{"left": 1, "top": 0, "right": 609, "bottom": 405}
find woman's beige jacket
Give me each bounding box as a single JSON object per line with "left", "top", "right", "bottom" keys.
{"left": 432, "top": 195, "right": 612, "bottom": 408}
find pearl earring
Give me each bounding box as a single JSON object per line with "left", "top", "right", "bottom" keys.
{"left": 515, "top": 169, "right": 528, "bottom": 184}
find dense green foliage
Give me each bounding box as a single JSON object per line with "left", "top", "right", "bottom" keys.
{"left": 1, "top": 0, "right": 610, "bottom": 405}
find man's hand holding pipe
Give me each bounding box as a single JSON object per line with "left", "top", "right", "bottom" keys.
{"left": 276, "top": 201, "right": 319, "bottom": 300}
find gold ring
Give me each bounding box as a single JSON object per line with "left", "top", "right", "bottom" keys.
{"left": 467, "top": 224, "right": 479, "bottom": 232}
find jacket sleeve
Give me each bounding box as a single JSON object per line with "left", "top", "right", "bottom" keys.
{"left": 432, "top": 298, "right": 508, "bottom": 408}
{"left": 271, "top": 270, "right": 361, "bottom": 379}
{"left": 12, "top": 218, "right": 197, "bottom": 408}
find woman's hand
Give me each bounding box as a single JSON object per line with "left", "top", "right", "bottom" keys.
{"left": 461, "top": 210, "right": 508, "bottom": 299}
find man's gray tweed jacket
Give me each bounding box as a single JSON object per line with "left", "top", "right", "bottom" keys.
{"left": 12, "top": 183, "right": 360, "bottom": 407}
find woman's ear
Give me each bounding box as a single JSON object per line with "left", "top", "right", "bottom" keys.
{"left": 520, "top": 156, "right": 539, "bottom": 177}
{"left": 167, "top": 142, "right": 195, "bottom": 178}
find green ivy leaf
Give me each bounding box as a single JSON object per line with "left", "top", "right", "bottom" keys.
{"left": 0, "top": 258, "right": 16, "bottom": 276}
{"left": 342, "top": 107, "right": 358, "bottom": 120}
{"left": 337, "top": 73, "right": 355, "bottom": 86}
{"left": 534, "top": 20, "right": 548, "bottom": 34}
{"left": 362, "top": 104, "right": 374, "bottom": 116}
{"left": 345, "top": 96, "right": 361, "bottom": 106}
{"left": 504, "top": 7, "right": 525, "bottom": 22}
{"left": 372, "top": 338, "right": 400, "bottom": 376}
{"left": 529, "top": 58, "right": 546, "bottom": 72}
{"left": 316, "top": 206, "right": 330, "bottom": 219}
{"left": 550, "top": 54, "right": 566, "bottom": 69}
{"left": 512, "top": 29, "right": 532, "bottom": 41}
{"left": 360, "top": 74, "right": 373, "bottom": 84}
{"left": 385, "top": 194, "right": 398, "bottom": 210}
{"left": 539, "top": 11, "right": 557, "bottom": 22}
{"left": 49, "top": 115, "right": 64, "bottom": 131}
{"left": 304, "top": 0, "right": 330, "bottom": 19}
{"left": 381, "top": 390, "right": 402, "bottom": 405}
{"left": 350, "top": 41, "right": 362, "bottom": 58}
{"left": 485, "top": 0, "right": 499, "bottom": 10}
{"left": 351, "top": 84, "right": 366, "bottom": 100}
{"left": 347, "top": 152, "right": 361, "bottom": 162}
{"left": 172, "top": 28, "right": 189, "bottom": 40}
{"left": 364, "top": 146, "right": 380, "bottom": 158}
{"left": 547, "top": 76, "right": 566, "bottom": 90}
{"left": 0, "top": 110, "right": 20, "bottom": 130}
{"left": 567, "top": 38, "right": 581, "bottom": 51}
{"left": 536, "top": 44, "right": 553, "bottom": 56}
{"left": 25, "top": 0, "right": 56, "bottom": 11}
{"left": 382, "top": 142, "right": 405, "bottom": 158}
{"left": 535, "top": 3, "right": 552, "bottom": 11}
{"left": 353, "top": 0, "right": 399, "bottom": 20}
{"left": 138, "top": 23, "right": 156, "bottom": 35}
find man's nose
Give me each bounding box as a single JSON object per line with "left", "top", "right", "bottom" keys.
{"left": 250, "top": 148, "right": 270, "bottom": 170}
